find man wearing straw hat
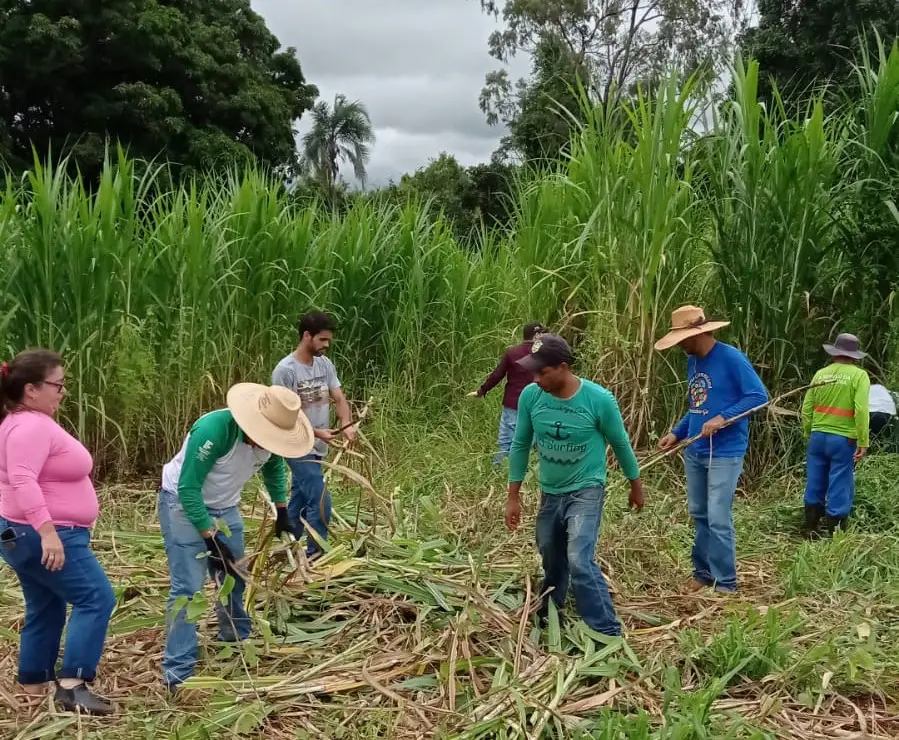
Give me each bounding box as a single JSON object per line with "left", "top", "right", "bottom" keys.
{"left": 656, "top": 306, "right": 768, "bottom": 594}
{"left": 505, "top": 334, "right": 644, "bottom": 637}
{"left": 158, "top": 383, "right": 314, "bottom": 690}
{"left": 801, "top": 333, "right": 871, "bottom": 538}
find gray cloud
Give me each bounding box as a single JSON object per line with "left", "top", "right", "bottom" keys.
{"left": 252, "top": 0, "right": 530, "bottom": 185}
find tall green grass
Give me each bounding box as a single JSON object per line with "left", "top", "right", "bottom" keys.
{"left": 1, "top": 44, "right": 899, "bottom": 475}
{"left": 0, "top": 155, "right": 529, "bottom": 473}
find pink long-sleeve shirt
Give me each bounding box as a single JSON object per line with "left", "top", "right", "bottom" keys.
{"left": 0, "top": 410, "right": 99, "bottom": 529}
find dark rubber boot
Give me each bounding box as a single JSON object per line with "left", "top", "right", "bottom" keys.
{"left": 823, "top": 515, "right": 847, "bottom": 537}
{"left": 803, "top": 504, "right": 825, "bottom": 539}
{"left": 536, "top": 597, "right": 566, "bottom": 630}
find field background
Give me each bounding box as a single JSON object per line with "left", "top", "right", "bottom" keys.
{"left": 1, "top": 53, "right": 899, "bottom": 738}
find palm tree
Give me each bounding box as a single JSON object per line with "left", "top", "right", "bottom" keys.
{"left": 302, "top": 94, "right": 375, "bottom": 198}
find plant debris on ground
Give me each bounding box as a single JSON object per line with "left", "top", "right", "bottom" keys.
{"left": 1, "top": 420, "right": 898, "bottom": 740}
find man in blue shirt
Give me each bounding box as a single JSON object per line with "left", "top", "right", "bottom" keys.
{"left": 655, "top": 306, "right": 768, "bottom": 593}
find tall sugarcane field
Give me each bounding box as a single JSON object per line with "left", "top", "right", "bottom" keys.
{"left": 2, "top": 44, "right": 899, "bottom": 740}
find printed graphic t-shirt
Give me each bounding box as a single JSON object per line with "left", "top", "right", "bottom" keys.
{"left": 508, "top": 379, "right": 640, "bottom": 495}
{"left": 272, "top": 354, "right": 341, "bottom": 457}
{"left": 672, "top": 341, "right": 768, "bottom": 458}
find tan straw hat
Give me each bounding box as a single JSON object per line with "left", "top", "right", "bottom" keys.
{"left": 226, "top": 383, "right": 315, "bottom": 458}
{"left": 654, "top": 305, "right": 730, "bottom": 351}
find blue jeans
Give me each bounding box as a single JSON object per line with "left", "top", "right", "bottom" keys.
{"left": 287, "top": 455, "right": 330, "bottom": 556}
{"left": 804, "top": 431, "right": 856, "bottom": 517}
{"left": 684, "top": 453, "right": 744, "bottom": 592}
{"left": 534, "top": 486, "right": 620, "bottom": 636}
{"left": 495, "top": 407, "right": 536, "bottom": 466}
{"left": 495, "top": 407, "right": 518, "bottom": 465}
{"left": 0, "top": 518, "right": 115, "bottom": 684}
{"left": 158, "top": 490, "right": 250, "bottom": 687}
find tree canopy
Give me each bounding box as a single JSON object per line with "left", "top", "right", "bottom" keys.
{"left": 486, "top": 34, "right": 589, "bottom": 163}
{"left": 391, "top": 153, "right": 516, "bottom": 244}
{"left": 738, "top": 0, "right": 899, "bottom": 110}
{"left": 0, "top": 0, "right": 317, "bottom": 179}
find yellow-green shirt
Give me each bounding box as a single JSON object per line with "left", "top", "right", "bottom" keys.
{"left": 802, "top": 363, "right": 871, "bottom": 447}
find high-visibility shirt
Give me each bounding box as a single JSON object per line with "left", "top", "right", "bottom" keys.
{"left": 802, "top": 363, "right": 871, "bottom": 447}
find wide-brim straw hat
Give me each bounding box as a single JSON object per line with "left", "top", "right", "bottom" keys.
{"left": 823, "top": 333, "right": 867, "bottom": 360}
{"left": 654, "top": 305, "right": 730, "bottom": 351}
{"left": 226, "top": 383, "right": 315, "bottom": 458}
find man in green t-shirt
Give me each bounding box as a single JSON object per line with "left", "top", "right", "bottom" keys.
{"left": 505, "top": 334, "right": 644, "bottom": 636}
{"left": 801, "top": 333, "right": 871, "bottom": 538}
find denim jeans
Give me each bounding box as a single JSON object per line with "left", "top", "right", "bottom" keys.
{"left": 0, "top": 518, "right": 115, "bottom": 684}
{"left": 494, "top": 407, "right": 518, "bottom": 465}
{"left": 287, "top": 455, "right": 330, "bottom": 556}
{"left": 804, "top": 431, "right": 856, "bottom": 517}
{"left": 158, "top": 490, "right": 250, "bottom": 687}
{"left": 684, "top": 452, "right": 744, "bottom": 592}
{"left": 494, "top": 407, "right": 536, "bottom": 466}
{"left": 534, "top": 486, "right": 621, "bottom": 636}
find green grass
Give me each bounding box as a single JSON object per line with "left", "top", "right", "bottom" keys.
{"left": 2, "top": 47, "right": 899, "bottom": 476}
{"left": 1, "top": 401, "right": 897, "bottom": 739}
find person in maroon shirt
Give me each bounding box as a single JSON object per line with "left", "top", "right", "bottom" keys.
{"left": 469, "top": 322, "right": 545, "bottom": 465}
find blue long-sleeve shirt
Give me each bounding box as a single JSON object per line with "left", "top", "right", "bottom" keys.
{"left": 671, "top": 342, "right": 768, "bottom": 458}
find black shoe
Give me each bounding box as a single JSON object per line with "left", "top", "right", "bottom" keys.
{"left": 803, "top": 504, "right": 825, "bottom": 539}
{"left": 823, "top": 515, "right": 847, "bottom": 537}
{"left": 536, "top": 603, "right": 566, "bottom": 630}
{"left": 55, "top": 683, "right": 114, "bottom": 715}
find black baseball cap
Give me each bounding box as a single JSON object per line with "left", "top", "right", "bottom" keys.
{"left": 517, "top": 334, "right": 574, "bottom": 372}
{"left": 523, "top": 321, "right": 546, "bottom": 339}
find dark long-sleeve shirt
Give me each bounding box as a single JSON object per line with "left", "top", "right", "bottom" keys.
{"left": 477, "top": 341, "right": 535, "bottom": 410}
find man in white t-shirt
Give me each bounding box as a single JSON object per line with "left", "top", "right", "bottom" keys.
{"left": 272, "top": 311, "right": 355, "bottom": 557}
{"left": 869, "top": 383, "right": 897, "bottom": 439}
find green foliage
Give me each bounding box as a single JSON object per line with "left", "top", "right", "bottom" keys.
{"left": 0, "top": 0, "right": 317, "bottom": 181}
{"left": 701, "top": 59, "right": 850, "bottom": 379}
{"left": 478, "top": 0, "right": 737, "bottom": 160}
{"left": 738, "top": 0, "right": 899, "bottom": 112}
{"left": 679, "top": 607, "right": 801, "bottom": 685}
{"left": 485, "top": 33, "right": 590, "bottom": 163}
{"left": 509, "top": 72, "right": 708, "bottom": 442}
{"left": 301, "top": 93, "right": 375, "bottom": 199}
{"left": 0, "top": 150, "right": 526, "bottom": 472}
{"left": 387, "top": 152, "right": 517, "bottom": 243}
{"left": 840, "top": 36, "right": 899, "bottom": 360}
{"left": 3, "top": 46, "right": 899, "bottom": 477}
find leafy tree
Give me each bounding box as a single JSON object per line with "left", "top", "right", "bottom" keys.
{"left": 466, "top": 160, "right": 517, "bottom": 234}
{"left": 0, "top": 0, "right": 317, "bottom": 180}
{"left": 396, "top": 153, "right": 516, "bottom": 242}
{"left": 485, "top": 34, "right": 589, "bottom": 163}
{"left": 738, "top": 0, "right": 899, "bottom": 110}
{"left": 302, "top": 94, "right": 375, "bottom": 199}
{"left": 399, "top": 153, "right": 473, "bottom": 234}
{"left": 373, "top": 153, "right": 516, "bottom": 244}
{"left": 479, "top": 0, "right": 740, "bottom": 152}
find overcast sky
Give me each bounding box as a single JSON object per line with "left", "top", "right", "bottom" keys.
{"left": 252, "top": 0, "right": 530, "bottom": 186}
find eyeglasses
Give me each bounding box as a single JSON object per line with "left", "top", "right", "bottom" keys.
{"left": 43, "top": 380, "right": 66, "bottom": 394}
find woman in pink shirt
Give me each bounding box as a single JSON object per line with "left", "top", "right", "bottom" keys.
{"left": 0, "top": 350, "right": 115, "bottom": 715}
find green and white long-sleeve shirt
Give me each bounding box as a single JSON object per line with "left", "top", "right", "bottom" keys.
{"left": 161, "top": 409, "right": 288, "bottom": 532}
